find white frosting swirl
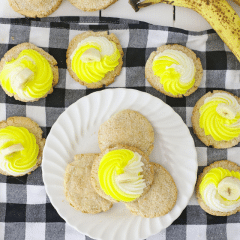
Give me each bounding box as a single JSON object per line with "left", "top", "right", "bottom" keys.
{"left": 204, "top": 93, "right": 240, "bottom": 107}
{"left": 203, "top": 184, "right": 240, "bottom": 212}
{"left": 70, "top": 36, "right": 115, "bottom": 60}
{"left": 153, "top": 49, "right": 195, "bottom": 84}
{"left": 115, "top": 152, "right": 146, "bottom": 195}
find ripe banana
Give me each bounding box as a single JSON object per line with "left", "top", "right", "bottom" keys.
{"left": 80, "top": 48, "right": 101, "bottom": 62}
{"left": 218, "top": 177, "right": 240, "bottom": 200}
{"left": 1, "top": 143, "right": 24, "bottom": 156}
{"left": 129, "top": 0, "right": 240, "bottom": 63}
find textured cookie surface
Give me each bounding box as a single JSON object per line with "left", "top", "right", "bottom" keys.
{"left": 192, "top": 90, "right": 240, "bottom": 148}
{"left": 0, "top": 42, "right": 59, "bottom": 102}
{"left": 91, "top": 145, "right": 154, "bottom": 203}
{"left": 8, "top": 0, "right": 62, "bottom": 18}
{"left": 0, "top": 116, "right": 45, "bottom": 176}
{"left": 66, "top": 31, "right": 123, "bottom": 88}
{"left": 68, "top": 0, "right": 118, "bottom": 11}
{"left": 98, "top": 110, "right": 154, "bottom": 155}
{"left": 64, "top": 153, "right": 113, "bottom": 214}
{"left": 196, "top": 160, "right": 240, "bottom": 216}
{"left": 145, "top": 44, "right": 203, "bottom": 98}
{"left": 125, "top": 162, "right": 178, "bottom": 218}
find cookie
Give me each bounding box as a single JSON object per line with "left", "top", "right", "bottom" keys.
{"left": 91, "top": 145, "right": 154, "bottom": 203}
{"left": 196, "top": 160, "right": 240, "bottom": 216}
{"left": 8, "top": 0, "right": 63, "bottom": 18}
{"left": 0, "top": 42, "right": 59, "bottom": 102}
{"left": 68, "top": 0, "right": 118, "bottom": 12}
{"left": 125, "top": 162, "right": 177, "bottom": 218}
{"left": 0, "top": 116, "right": 45, "bottom": 176}
{"left": 64, "top": 153, "right": 113, "bottom": 214}
{"left": 192, "top": 90, "right": 240, "bottom": 148}
{"left": 66, "top": 31, "right": 123, "bottom": 88}
{"left": 145, "top": 44, "right": 203, "bottom": 98}
{"left": 98, "top": 110, "right": 154, "bottom": 155}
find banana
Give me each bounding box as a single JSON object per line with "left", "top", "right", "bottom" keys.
{"left": 10, "top": 67, "right": 34, "bottom": 89}
{"left": 218, "top": 177, "right": 240, "bottom": 200}
{"left": 216, "top": 103, "right": 238, "bottom": 119}
{"left": 1, "top": 143, "right": 24, "bottom": 157}
{"left": 129, "top": 0, "right": 240, "bottom": 63}
{"left": 80, "top": 48, "right": 101, "bottom": 62}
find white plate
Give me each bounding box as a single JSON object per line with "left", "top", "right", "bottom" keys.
{"left": 42, "top": 88, "right": 198, "bottom": 240}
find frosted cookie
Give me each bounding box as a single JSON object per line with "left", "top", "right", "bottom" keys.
{"left": 125, "top": 162, "right": 177, "bottom": 218}
{"left": 66, "top": 31, "right": 123, "bottom": 88}
{"left": 68, "top": 0, "right": 118, "bottom": 12}
{"left": 145, "top": 44, "right": 203, "bottom": 98}
{"left": 196, "top": 160, "right": 240, "bottom": 216}
{"left": 64, "top": 153, "right": 113, "bottom": 214}
{"left": 91, "top": 145, "right": 154, "bottom": 203}
{"left": 0, "top": 43, "right": 59, "bottom": 102}
{"left": 192, "top": 90, "right": 240, "bottom": 148}
{"left": 8, "top": 0, "right": 62, "bottom": 18}
{"left": 0, "top": 117, "right": 45, "bottom": 177}
{"left": 98, "top": 110, "right": 154, "bottom": 155}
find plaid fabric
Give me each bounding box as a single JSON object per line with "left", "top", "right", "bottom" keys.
{"left": 0, "top": 16, "right": 240, "bottom": 240}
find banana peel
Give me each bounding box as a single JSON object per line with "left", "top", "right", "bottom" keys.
{"left": 129, "top": 0, "right": 240, "bottom": 63}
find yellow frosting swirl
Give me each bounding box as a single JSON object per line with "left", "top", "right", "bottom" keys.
{"left": 199, "top": 93, "right": 240, "bottom": 141}
{"left": 0, "top": 49, "right": 53, "bottom": 101}
{"left": 152, "top": 50, "right": 196, "bottom": 96}
{"left": 199, "top": 167, "right": 240, "bottom": 212}
{"left": 0, "top": 126, "right": 39, "bottom": 175}
{"left": 71, "top": 36, "right": 121, "bottom": 83}
{"left": 98, "top": 149, "right": 146, "bottom": 202}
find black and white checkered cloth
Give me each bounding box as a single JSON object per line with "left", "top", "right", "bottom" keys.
{"left": 0, "top": 16, "right": 240, "bottom": 240}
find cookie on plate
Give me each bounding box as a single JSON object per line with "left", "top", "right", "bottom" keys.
{"left": 8, "top": 0, "right": 62, "bottom": 18}
{"left": 66, "top": 31, "right": 123, "bottom": 88}
{"left": 91, "top": 145, "right": 154, "bottom": 203}
{"left": 0, "top": 117, "right": 45, "bottom": 177}
{"left": 64, "top": 153, "right": 113, "bottom": 214}
{"left": 145, "top": 44, "right": 203, "bottom": 98}
{"left": 98, "top": 109, "right": 154, "bottom": 155}
{"left": 196, "top": 160, "right": 240, "bottom": 216}
{"left": 192, "top": 90, "right": 240, "bottom": 148}
{"left": 68, "top": 0, "right": 118, "bottom": 12}
{"left": 0, "top": 43, "right": 59, "bottom": 102}
{"left": 125, "top": 162, "right": 177, "bottom": 218}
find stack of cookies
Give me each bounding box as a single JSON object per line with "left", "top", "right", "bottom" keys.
{"left": 64, "top": 109, "right": 178, "bottom": 217}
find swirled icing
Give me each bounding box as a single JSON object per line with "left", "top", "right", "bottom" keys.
{"left": 199, "top": 92, "right": 240, "bottom": 141}
{"left": 199, "top": 167, "right": 240, "bottom": 212}
{"left": 70, "top": 36, "right": 121, "bottom": 83}
{"left": 0, "top": 49, "right": 53, "bottom": 101}
{"left": 152, "top": 49, "right": 196, "bottom": 95}
{"left": 98, "top": 149, "right": 146, "bottom": 202}
{"left": 0, "top": 126, "right": 39, "bottom": 175}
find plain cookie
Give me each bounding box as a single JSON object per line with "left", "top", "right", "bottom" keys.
{"left": 192, "top": 90, "right": 240, "bottom": 148}
{"left": 68, "top": 0, "right": 118, "bottom": 11}
{"left": 0, "top": 116, "right": 45, "bottom": 176}
{"left": 64, "top": 153, "right": 113, "bottom": 214}
{"left": 145, "top": 44, "right": 203, "bottom": 98}
{"left": 8, "top": 0, "right": 63, "bottom": 18}
{"left": 125, "top": 162, "right": 177, "bottom": 218}
{"left": 98, "top": 109, "right": 154, "bottom": 155}
{"left": 66, "top": 31, "right": 123, "bottom": 88}
{"left": 196, "top": 160, "right": 240, "bottom": 216}
{"left": 91, "top": 145, "right": 154, "bottom": 203}
{"left": 0, "top": 42, "right": 59, "bottom": 102}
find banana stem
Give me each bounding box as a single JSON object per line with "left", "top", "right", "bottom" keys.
{"left": 137, "top": 0, "right": 240, "bottom": 63}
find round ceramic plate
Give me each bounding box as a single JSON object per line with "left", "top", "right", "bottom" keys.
{"left": 42, "top": 88, "right": 198, "bottom": 240}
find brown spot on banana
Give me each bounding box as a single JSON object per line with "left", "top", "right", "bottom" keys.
{"left": 130, "top": 0, "right": 240, "bottom": 63}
